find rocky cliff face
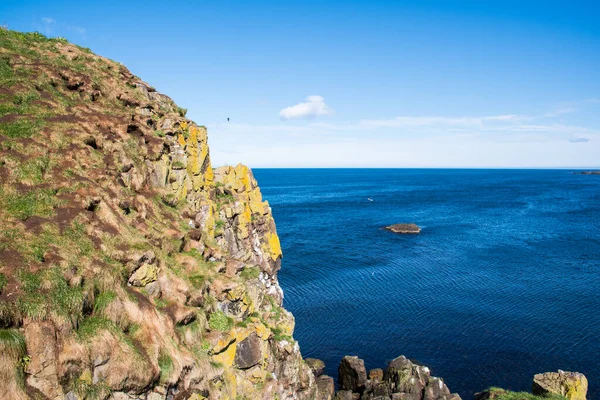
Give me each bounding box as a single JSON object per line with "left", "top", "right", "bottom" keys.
{"left": 0, "top": 29, "right": 320, "bottom": 399}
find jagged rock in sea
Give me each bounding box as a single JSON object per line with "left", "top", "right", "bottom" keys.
{"left": 532, "top": 371, "right": 588, "bottom": 400}
{"left": 339, "top": 356, "right": 368, "bottom": 393}
{"left": 384, "top": 223, "right": 421, "bottom": 234}
{"left": 337, "top": 355, "right": 461, "bottom": 400}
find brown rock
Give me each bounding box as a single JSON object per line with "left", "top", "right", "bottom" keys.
{"left": 369, "top": 368, "right": 384, "bottom": 382}
{"left": 385, "top": 223, "right": 421, "bottom": 234}
{"left": 339, "top": 356, "right": 367, "bottom": 393}
{"left": 234, "top": 333, "right": 263, "bottom": 369}
{"left": 316, "top": 375, "right": 335, "bottom": 400}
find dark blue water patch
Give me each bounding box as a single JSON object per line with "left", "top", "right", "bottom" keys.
{"left": 253, "top": 169, "right": 600, "bottom": 399}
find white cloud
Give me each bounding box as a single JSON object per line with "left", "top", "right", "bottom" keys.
{"left": 279, "top": 95, "right": 333, "bottom": 120}
{"left": 42, "top": 17, "right": 55, "bottom": 24}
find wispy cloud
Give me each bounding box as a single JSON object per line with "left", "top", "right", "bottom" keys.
{"left": 569, "top": 137, "right": 590, "bottom": 143}
{"left": 38, "top": 17, "right": 86, "bottom": 38}
{"left": 359, "top": 114, "right": 527, "bottom": 129}
{"left": 279, "top": 95, "right": 333, "bottom": 120}
{"left": 67, "top": 25, "right": 86, "bottom": 35}
{"left": 205, "top": 100, "right": 600, "bottom": 167}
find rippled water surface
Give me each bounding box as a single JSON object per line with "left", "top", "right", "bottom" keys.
{"left": 253, "top": 169, "right": 600, "bottom": 399}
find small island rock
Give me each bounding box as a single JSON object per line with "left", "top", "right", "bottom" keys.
{"left": 385, "top": 223, "right": 421, "bottom": 234}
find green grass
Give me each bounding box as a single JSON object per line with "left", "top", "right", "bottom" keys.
{"left": 72, "top": 378, "right": 111, "bottom": 400}
{"left": 158, "top": 352, "right": 174, "bottom": 383}
{"left": 93, "top": 291, "right": 117, "bottom": 313}
{"left": 63, "top": 222, "right": 95, "bottom": 257}
{"left": 188, "top": 274, "right": 206, "bottom": 289}
{"left": 0, "top": 272, "right": 7, "bottom": 292}
{"left": 240, "top": 266, "right": 260, "bottom": 280}
{"left": 216, "top": 192, "right": 235, "bottom": 203}
{"left": 76, "top": 316, "right": 115, "bottom": 341}
{"left": 208, "top": 310, "right": 233, "bottom": 332}
{"left": 15, "top": 155, "right": 53, "bottom": 184}
{"left": 154, "top": 298, "right": 168, "bottom": 309}
{"left": 485, "top": 388, "right": 567, "bottom": 400}
{"left": 1, "top": 187, "right": 60, "bottom": 220}
{"left": 0, "top": 329, "right": 27, "bottom": 358}
{"left": 0, "top": 119, "right": 41, "bottom": 139}
{"left": 17, "top": 268, "right": 84, "bottom": 321}
{"left": 271, "top": 326, "right": 293, "bottom": 342}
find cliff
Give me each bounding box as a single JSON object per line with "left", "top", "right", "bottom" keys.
{"left": 0, "top": 29, "right": 318, "bottom": 399}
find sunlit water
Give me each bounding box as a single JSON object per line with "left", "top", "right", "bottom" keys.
{"left": 253, "top": 169, "right": 600, "bottom": 399}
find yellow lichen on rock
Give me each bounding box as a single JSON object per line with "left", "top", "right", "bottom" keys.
{"left": 213, "top": 341, "right": 237, "bottom": 368}
{"left": 266, "top": 232, "right": 282, "bottom": 261}
{"left": 532, "top": 371, "right": 588, "bottom": 400}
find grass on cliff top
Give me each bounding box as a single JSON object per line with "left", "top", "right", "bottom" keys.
{"left": 0, "top": 187, "right": 61, "bottom": 221}
{"left": 486, "top": 388, "right": 567, "bottom": 400}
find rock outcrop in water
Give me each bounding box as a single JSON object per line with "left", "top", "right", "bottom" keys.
{"left": 385, "top": 223, "right": 421, "bottom": 234}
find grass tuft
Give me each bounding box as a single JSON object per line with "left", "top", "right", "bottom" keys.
{"left": 76, "top": 316, "right": 115, "bottom": 341}
{"left": 0, "top": 272, "right": 7, "bottom": 292}
{"left": 93, "top": 291, "right": 117, "bottom": 313}
{"left": 0, "top": 329, "right": 27, "bottom": 358}
{"left": 208, "top": 310, "right": 233, "bottom": 332}
{"left": 485, "top": 388, "right": 567, "bottom": 400}
{"left": 240, "top": 266, "right": 260, "bottom": 280}
{"left": 158, "top": 352, "right": 174, "bottom": 383}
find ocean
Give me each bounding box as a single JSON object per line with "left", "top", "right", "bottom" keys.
{"left": 252, "top": 169, "right": 600, "bottom": 399}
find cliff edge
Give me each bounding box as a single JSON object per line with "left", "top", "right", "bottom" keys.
{"left": 0, "top": 29, "right": 318, "bottom": 399}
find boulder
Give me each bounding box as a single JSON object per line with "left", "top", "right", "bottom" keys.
{"left": 316, "top": 375, "right": 335, "bottom": 400}
{"left": 384, "top": 223, "right": 421, "bottom": 234}
{"left": 306, "top": 358, "right": 326, "bottom": 377}
{"left": 334, "top": 390, "right": 358, "bottom": 400}
{"left": 532, "top": 370, "right": 588, "bottom": 400}
{"left": 369, "top": 368, "right": 384, "bottom": 382}
{"left": 339, "top": 356, "right": 368, "bottom": 393}
{"left": 234, "top": 333, "right": 262, "bottom": 369}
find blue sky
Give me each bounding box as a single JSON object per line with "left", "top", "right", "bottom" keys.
{"left": 2, "top": 1, "right": 599, "bottom": 167}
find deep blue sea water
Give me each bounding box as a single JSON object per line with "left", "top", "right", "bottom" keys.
{"left": 252, "top": 169, "right": 600, "bottom": 399}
